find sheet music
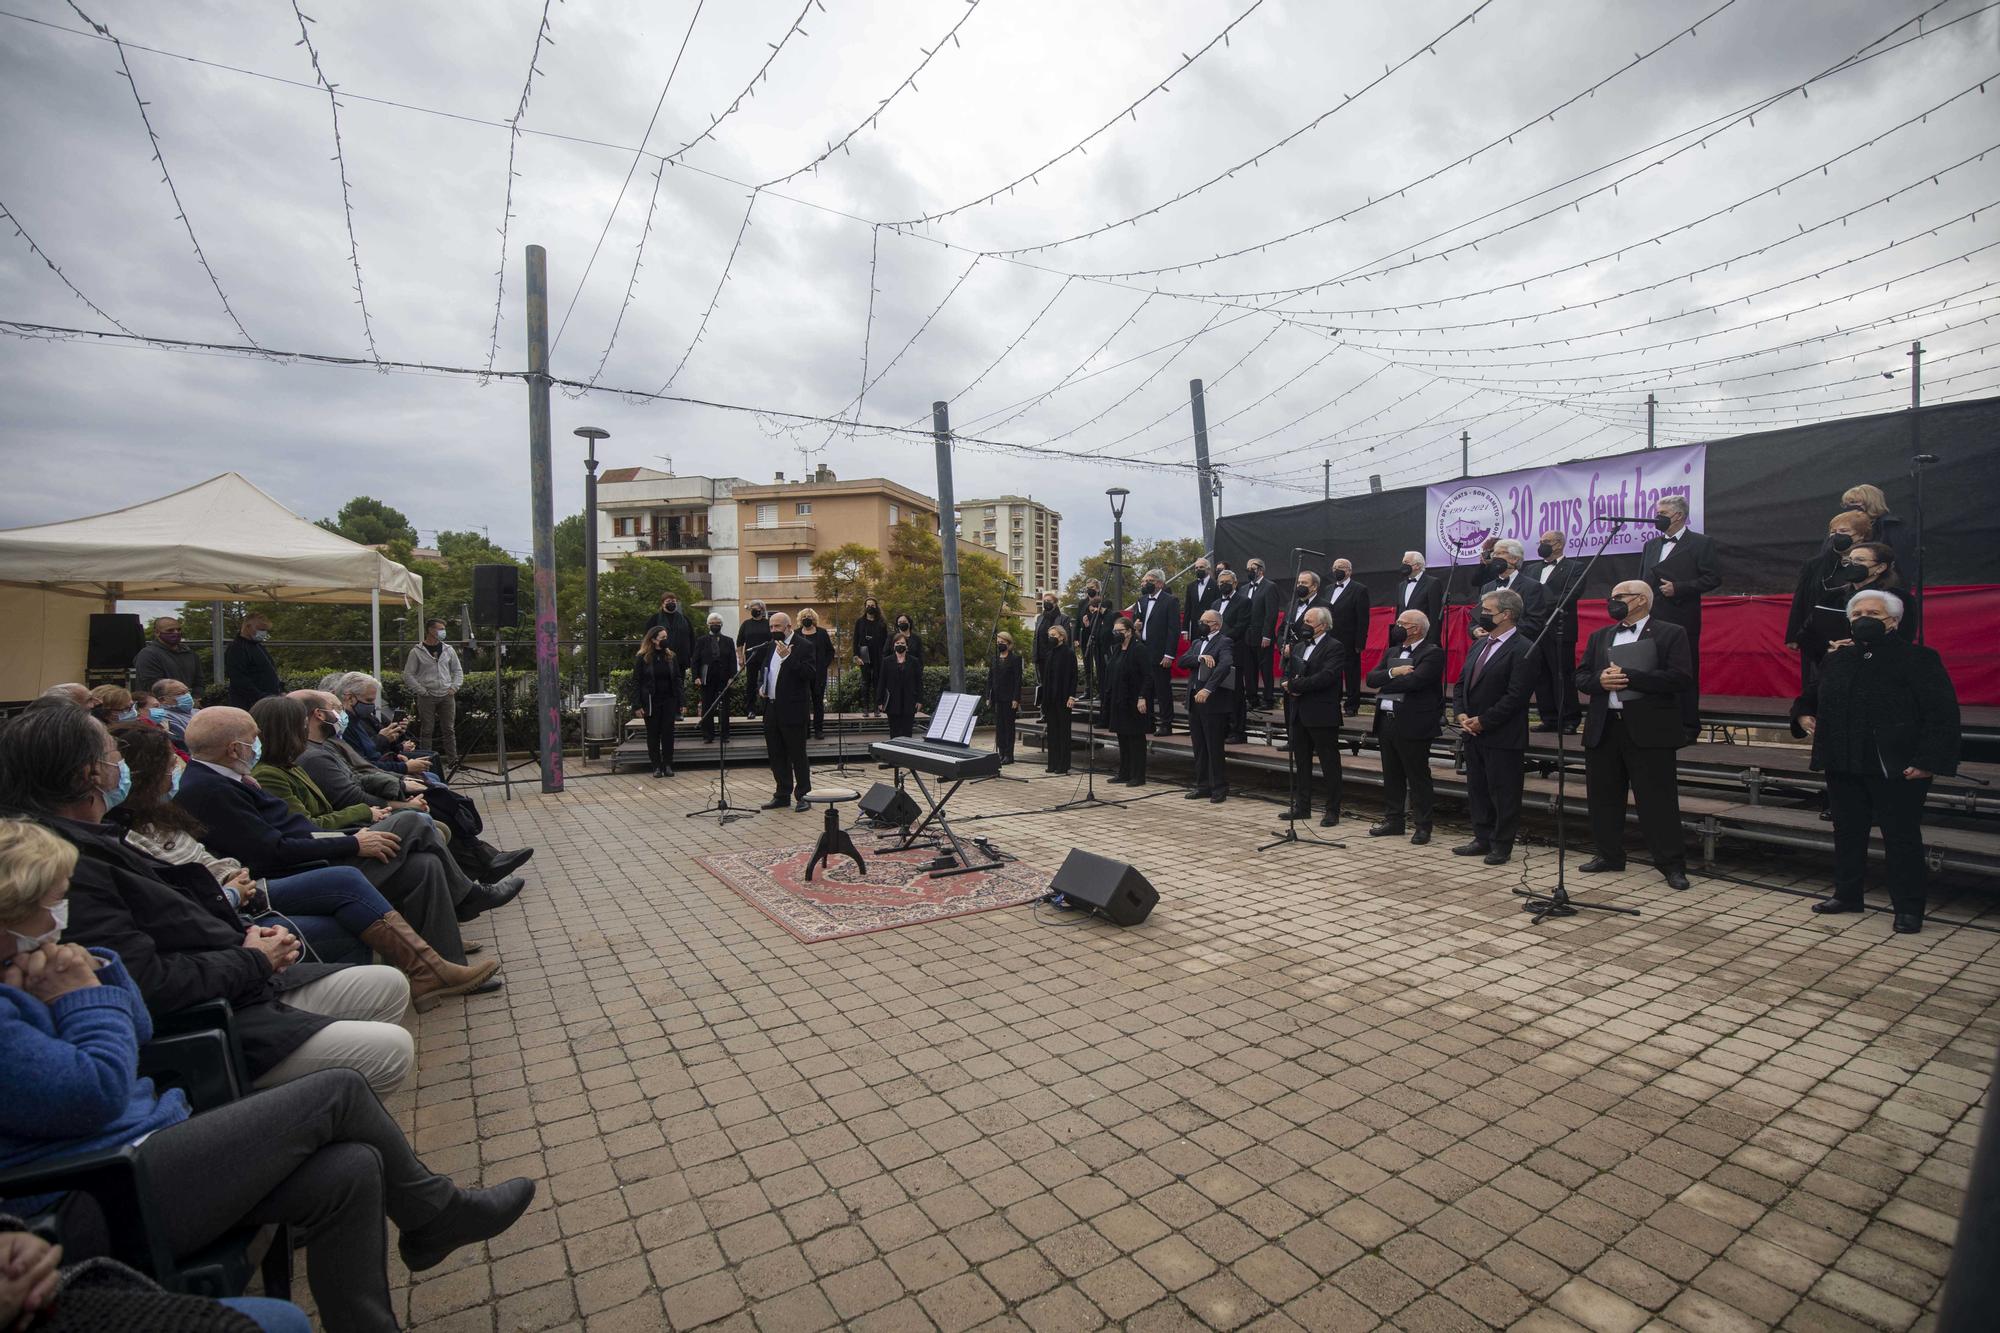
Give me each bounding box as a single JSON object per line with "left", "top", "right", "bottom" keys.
{"left": 925, "top": 691, "right": 980, "bottom": 745}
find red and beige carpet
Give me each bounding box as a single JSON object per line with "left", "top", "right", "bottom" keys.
{"left": 696, "top": 841, "right": 1052, "bottom": 943}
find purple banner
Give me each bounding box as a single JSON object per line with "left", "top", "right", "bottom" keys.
{"left": 1425, "top": 443, "right": 1706, "bottom": 565}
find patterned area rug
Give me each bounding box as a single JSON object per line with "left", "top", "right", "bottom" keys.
{"left": 696, "top": 840, "right": 1053, "bottom": 943}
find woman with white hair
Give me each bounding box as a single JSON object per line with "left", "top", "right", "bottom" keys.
{"left": 1794, "top": 588, "right": 1960, "bottom": 934}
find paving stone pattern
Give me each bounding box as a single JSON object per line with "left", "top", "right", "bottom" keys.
{"left": 362, "top": 755, "right": 1995, "bottom": 1332}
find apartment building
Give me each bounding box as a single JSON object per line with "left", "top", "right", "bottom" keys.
{"left": 594, "top": 468, "right": 748, "bottom": 624}
{"left": 955, "top": 495, "right": 1061, "bottom": 609}
{"left": 732, "top": 465, "right": 965, "bottom": 619}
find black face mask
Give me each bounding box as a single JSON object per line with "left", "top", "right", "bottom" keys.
{"left": 1143, "top": 582, "right": 1158, "bottom": 595}
{"left": 710, "top": 626, "right": 723, "bottom": 634}
{"left": 995, "top": 643, "right": 1007, "bottom": 653}
{"left": 1833, "top": 562, "right": 1870, "bottom": 585}
{"left": 1295, "top": 585, "right": 1311, "bottom": 599}
{"left": 1848, "top": 616, "right": 1890, "bottom": 644}
{"left": 664, "top": 603, "right": 677, "bottom": 613}
{"left": 1473, "top": 611, "right": 1498, "bottom": 633}
{"left": 896, "top": 646, "right": 909, "bottom": 656}
{"left": 1605, "top": 598, "right": 1630, "bottom": 622}
{"left": 865, "top": 607, "right": 878, "bottom": 617}
{"left": 1401, "top": 563, "right": 1416, "bottom": 578}
{"left": 1219, "top": 584, "right": 1235, "bottom": 595}
{"left": 1487, "top": 560, "right": 1510, "bottom": 581}
{"left": 1826, "top": 531, "right": 1855, "bottom": 554}
{"left": 1537, "top": 541, "right": 1554, "bottom": 559}
{"left": 751, "top": 609, "right": 765, "bottom": 619}
{"left": 1330, "top": 571, "right": 1347, "bottom": 584}
{"left": 897, "top": 623, "right": 911, "bottom": 632}
{"left": 1653, "top": 515, "right": 1673, "bottom": 532}
{"left": 1386, "top": 624, "right": 1407, "bottom": 647}
{"left": 355, "top": 700, "right": 378, "bottom": 718}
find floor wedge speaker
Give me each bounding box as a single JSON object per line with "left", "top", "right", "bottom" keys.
{"left": 858, "top": 782, "right": 920, "bottom": 827}
{"left": 1050, "top": 849, "right": 1158, "bottom": 926}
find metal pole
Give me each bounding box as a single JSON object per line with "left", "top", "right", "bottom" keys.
{"left": 1112, "top": 513, "right": 1125, "bottom": 614}
{"left": 1910, "top": 340, "right": 1925, "bottom": 646}
{"left": 1645, "top": 393, "right": 1657, "bottom": 450}
{"left": 1322, "top": 460, "right": 1330, "bottom": 500}
{"left": 210, "top": 600, "right": 225, "bottom": 695}
{"left": 1461, "top": 430, "right": 1470, "bottom": 478}
{"left": 573, "top": 431, "right": 604, "bottom": 695}
{"left": 1190, "top": 379, "right": 1216, "bottom": 555}
{"left": 525, "top": 244, "right": 564, "bottom": 792}
{"left": 370, "top": 586, "right": 381, "bottom": 680}
{"left": 932, "top": 401, "right": 966, "bottom": 693}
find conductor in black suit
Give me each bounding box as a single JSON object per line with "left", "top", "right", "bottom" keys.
{"left": 1453, "top": 588, "right": 1538, "bottom": 864}
{"left": 751, "top": 612, "right": 814, "bottom": 812}
{"left": 1393, "top": 550, "right": 1444, "bottom": 630}
{"left": 1325, "top": 558, "right": 1371, "bottom": 716}
{"left": 1134, "top": 568, "right": 1182, "bottom": 736}
{"left": 1367, "top": 608, "right": 1444, "bottom": 844}
{"left": 1281, "top": 606, "right": 1345, "bottom": 826}
{"left": 1526, "top": 530, "right": 1588, "bottom": 732}
{"left": 1213, "top": 569, "right": 1255, "bottom": 743}
{"left": 1638, "top": 495, "right": 1719, "bottom": 734}
{"left": 1177, "top": 610, "right": 1236, "bottom": 803}
{"left": 1575, "top": 580, "right": 1694, "bottom": 890}
{"left": 1182, "top": 558, "right": 1218, "bottom": 623}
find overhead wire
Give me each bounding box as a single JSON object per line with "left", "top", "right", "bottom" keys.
{"left": 0, "top": 197, "right": 136, "bottom": 335}
{"left": 483, "top": 0, "right": 558, "bottom": 378}
{"left": 662, "top": 0, "right": 820, "bottom": 165}
{"left": 287, "top": 1, "right": 380, "bottom": 362}
{"left": 650, "top": 189, "right": 761, "bottom": 395}
{"left": 573, "top": 158, "right": 674, "bottom": 394}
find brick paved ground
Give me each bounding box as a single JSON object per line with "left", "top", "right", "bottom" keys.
{"left": 366, "top": 745, "right": 1996, "bottom": 1332}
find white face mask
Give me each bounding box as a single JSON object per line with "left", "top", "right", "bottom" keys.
{"left": 9, "top": 899, "right": 68, "bottom": 955}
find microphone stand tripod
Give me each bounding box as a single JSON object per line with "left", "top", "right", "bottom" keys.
{"left": 1513, "top": 520, "right": 1643, "bottom": 924}
{"left": 686, "top": 655, "right": 756, "bottom": 825}
{"left": 1055, "top": 680, "right": 1124, "bottom": 811}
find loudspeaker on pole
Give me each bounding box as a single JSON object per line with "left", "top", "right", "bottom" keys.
{"left": 472, "top": 564, "right": 520, "bottom": 629}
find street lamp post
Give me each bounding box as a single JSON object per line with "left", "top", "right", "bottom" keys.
{"left": 572, "top": 427, "right": 609, "bottom": 696}
{"left": 1106, "top": 488, "right": 1130, "bottom": 618}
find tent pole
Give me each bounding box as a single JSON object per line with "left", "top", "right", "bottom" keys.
{"left": 211, "top": 601, "right": 224, "bottom": 696}
{"left": 371, "top": 587, "right": 382, "bottom": 680}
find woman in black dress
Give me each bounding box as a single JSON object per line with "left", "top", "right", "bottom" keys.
{"left": 1101, "top": 615, "right": 1151, "bottom": 786}
{"left": 796, "top": 608, "right": 834, "bottom": 739}
{"left": 989, "top": 632, "right": 1023, "bottom": 763}
{"left": 878, "top": 634, "right": 923, "bottom": 738}
{"left": 1042, "top": 623, "right": 1078, "bottom": 774}
{"left": 629, "top": 628, "right": 681, "bottom": 777}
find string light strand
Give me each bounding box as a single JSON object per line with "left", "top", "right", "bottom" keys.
{"left": 484, "top": 0, "right": 558, "bottom": 377}
{"left": 288, "top": 2, "right": 380, "bottom": 362}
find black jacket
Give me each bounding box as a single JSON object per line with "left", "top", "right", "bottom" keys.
{"left": 1366, "top": 638, "right": 1445, "bottom": 740}
{"left": 1283, "top": 632, "right": 1346, "bottom": 729}
{"left": 223, "top": 636, "right": 283, "bottom": 709}
{"left": 1041, "top": 647, "right": 1078, "bottom": 711}
{"left": 1076, "top": 605, "right": 1111, "bottom": 659}
{"left": 794, "top": 626, "right": 835, "bottom": 680}
{"left": 1477, "top": 570, "right": 1548, "bottom": 636}
{"left": 1324, "top": 579, "right": 1370, "bottom": 654}
{"left": 44, "top": 814, "right": 339, "bottom": 1079}
{"left": 749, "top": 634, "right": 816, "bottom": 726}
{"left": 1177, "top": 630, "right": 1237, "bottom": 699}
{"left": 989, "top": 650, "right": 1023, "bottom": 705}
{"left": 1244, "top": 577, "right": 1283, "bottom": 648}
{"left": 1215, "top": 588, "right": 1255, "bottom": 654}
{"left": 1100, "top": 642, "right": 1150, "bottom": 734}
{"left": 628, "top": 652, "right": 683, "bottom": 713}
{"left": 1390, "top": 573, "right": 1444, "bottom": 628}
{"left": 1183, "top": 573, "right": 1219, "bottom": 621}
{"left": 644, "top": 608, "right": 696, "bottom": 666}
{"left": 1525, "top": 558, "right": 1587, "bottom": 631}
{"left": 853, "top": 613, "right": 888, "bottom": 667}
{"left": 1575, "top": 617, "right": 1694, "bottom": 750}
{"left": 1639, "top": 528, "right": 1721, "bottom": 632}
{"left": 1454, "top": 631, "right": 1538, "bottom": 750}
{"left": 1800, "top": 633, "right": 1959, "bottom": 778}
{"left": 737, "top": 614, "right": 773, "bottom": 662}
{"left": 892, "top": 627, "right": 923, "bottom": 671}
{"left": 1134, "top": 589, "right": 1181, "bottom": 661}
{"left": 175, "top": 761, "right": 360, "bottom": 878}
{"left": 878, "top": 655, "right": 924, "bottom": 716}
{"left": 691, "top": 630, "right": 737, "bottom": 688}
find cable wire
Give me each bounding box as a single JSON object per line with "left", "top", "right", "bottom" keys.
{"left": 288, "top": 1, "right": 380, "bottom": 362}
{"left": 0, "top": 197, "right": 135, "bottom": 335}
{"left": 483, "top": 0, "right": 558, "bottom": 378}
{"left": 663, "top": 0, "right": 819, "bottom": 165}
{"left": 651, "top": 188, "right": 760, "bottom": 395}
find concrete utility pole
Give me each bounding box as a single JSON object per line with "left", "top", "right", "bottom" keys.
{"left": 572, "top": 427, "right": 609, "bottom": 697}
{"left": 932, "top": 401, "right": 966, "bottom": 693}
{"left": 1646, "top": 393, "right": 1658, "bottom": 450}
{"left": 1460, "top": 430, "right": 1470, "bottom": 478}
{"left": 1322, "top": 459, "right": 1330, "bottom": 500}
{"left": 1190, "top": 379, "right": 1216, "bottom": 555}
{"left": 524, "top": 245, "right": 563, "bottom": 792}
{"left": 1909, "top": 340, "right": 1927, "bottom": 646}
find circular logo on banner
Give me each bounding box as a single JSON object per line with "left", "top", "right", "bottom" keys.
{"left": 1435, "top": 486, "right": 1503, "bottom": 556}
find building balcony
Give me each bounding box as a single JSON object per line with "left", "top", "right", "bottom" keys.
{"left": 740, "top": 521, "right": 816, "bottom": 552}
{"left": 641, "top": 532, "right": 710, "bottom": 552}
{"left": 741, "top": 575, "right": 818, "bottom": 602}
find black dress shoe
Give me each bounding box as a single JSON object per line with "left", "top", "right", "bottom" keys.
{"left": 1662, "top": 869, "right": 1691, "bottom": 891}
{"left": 1483, "top": 847, "right": 1512, "bottom": 865}
{"left": 455, "top": 876, "right": 526, "bottom": 922}
{"left": 1367, "top": 822, "right": 1405, "bottom": 838}
{"left": 400, "top": 1178, "right": 537, "bottom": 1274}
{"left": 1319, "top": 813, "right": 1339, "bottom": 827}
{"left": 1210, "top": 792, "right": 1227, "bottom": 804}
{"left": 1184, "top": 788, "right": 1212, "bottom": 800}
{"left": 1451, "top": 840, "right": 1490, "bottom": 857}
{"left": 793, "top": 799, "right": 811, "bottom": 813}
{"left": 1577, "top": 857, "right": 1625, "bottom": 873}
{"left": 761, "top": 797, "right": 789, "bottom": 810}
{"left": 1410, "top": 826, "right": 1432, "bottom": 846}
{"left": 1893, "top": 912, "right": 1922, "bottom": 934}
{"left": 1284, "top": 807, "right": 1311, "bottom": 820}
{"left": 486, "top": 847, "right": 534, "bottom": 878}
{"left": 661, "top": 766, "right": 675, "bottom": 778}
{"left": 1811, "top": 897, "right": 1862, "bottom": 914}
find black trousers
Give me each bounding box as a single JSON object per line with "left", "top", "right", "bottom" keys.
{"left": 1115, "top": 731, "right": 1148, "bottom": 784}
{"left": 859, "top": 662, "right": 878, "bottom": 711}
{"left": 810, "top": 674, "right": 828, "bottom": 733}
{"left": 1244, "top": 636, "right": 1273, "bottom": 708}
{"left": 1535, "top": 626, "right": 1580, "bottom": 728}
{"left": 699, "top": 682, "right": 731, "bottom": 742}
{"left": 1379, "top": 732, "right": 1435, "bottom": 826}
{"left": 1290, "top": 721, "right": 1342, "bottom": 814}
{"left": 1464, "top": 742, "right": 1524, "bottom": 849}
{"left": 887, "top": 709, "right": 916, "bottom": 739}
{"left": 1189, "top": 694, "right": 1231, "bottom": 794}
{"left": 1584, "top": 713, "right": 1685, "bottom": 868}
{"left": 642, "top": 709, "right": 676, "bottom": 771}
{"left": 1045, "top": 705, "right": 1073, "bottom": 772}
{"left": 1828, "top": 770, "right": 1932, "bottom": 916}
{"left": 1149, "top": 661, "right": 1176, "bottom": 733}
{"left": 994, "top": 702, "right": 1016, "bottom": 760}
{"left": 1338, "top": 648, "right": 1363, "bottom": 712}
{"left": 763, "top": 715, "right": 811, "bottom": 799}
{"left": 1084, "top": 648, "right": 1105, "bottom": 697}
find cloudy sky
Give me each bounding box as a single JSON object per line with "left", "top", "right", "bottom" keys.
{"left": 2, "top": 0, "right": 1995, "bottom": 574}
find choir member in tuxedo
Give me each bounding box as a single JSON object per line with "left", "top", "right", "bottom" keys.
{"left": 1452, "top": 588, "right": 1538, "bottom": 864}
{"left": 1324, "top": 558, "right": 1371, "bottom": 716}
{"left": 1133, "top": 569, "right": 1182, "bottom": 736}
{"left": 1101, "top": 616, "right": 1151, "bottom": 786}
{"left": 795, "top": 608, "right": 834, "bottom": 739}
{"left": 1574, "top": 580, "right": 1694, "bottom": 890}
{"left": 1638, "top": 494, "right": 1719, "bottom": 735}
{"left": 692, "top": 613, "right": 736, "bottom": 744}
{"left": 1366, "top": 609, "right": 1444, "bottom": 844}
{"left": 1237, "top": 558, "right": 1276, "bottom": 709}
{"left": 852, "top": 598, "right": 888, "bottom": 716}
{"left": 1280, "top": 606, "right": 1345, "bottom": 826}
{"left": 988, "top": 632, "right": 1023, "bottom": 763}
{"left": 1477, "top": 539, "right": 1548, "bottom": 637}
{"left": 1286, "top": 570, "right": 1333, "bottom": 642}
{"left": 1041, "top": 623, "right": 1078, "bottom": 773}
{"left": 1214, "top": 569, "right": 1255, "bottom": 743}
{"left": 877, "top": 633, "right": 923, "bottom": 739}
{"left": 751, "top": 612, "right": 813, "bottom": 811}
{"left": 1183, "top": 558, "right": 1219, "bottom": 622}
{"left": 737, "top": 600, "right": 772, "bottom": 718}
{"left": 1392, "top": 551, "right": 1445, "bottom": 629}
{"left": 1177, "top": 610, "right": 1237, "bottom": 803}
{"left": 1526, "top": 530, "right": 1588, "bottom": 732}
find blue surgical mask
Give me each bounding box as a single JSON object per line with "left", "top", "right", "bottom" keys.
{"left": 174, "top": 694, "right": 194, "bottom": 711}
{"left": 335, "top": 710, "right": 350, "bottom": 736}
{"left": 149, "top": 707, "right": 172, "bottom": 724}
{"left": 103, "top": 759, "right": 131, "bottom": 811}
{"left": 116, "top": 708, "right": 137, "bottom": 722}
{"left": 252, "top": 629, "right": 271, "bottom": 642}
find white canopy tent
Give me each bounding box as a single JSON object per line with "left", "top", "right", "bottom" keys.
{"left": 0, "top": 472, "right": 423, "bottom": 683}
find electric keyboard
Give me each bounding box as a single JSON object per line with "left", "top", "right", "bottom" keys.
{"left": 868, "top": 737, "right": 1002, "bottom": 780}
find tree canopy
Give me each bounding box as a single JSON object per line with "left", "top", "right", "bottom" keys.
{"left": 318, "top": 496, "right": 416, "bottom": 550}
{"left": 811, "top": 544, "right": 885, "bottom": 646}
{"left": 877, "top": 522, "right": 1024, "bottom": 661}
{"left": 1063, "top": 536, "right": 1206, "bottom": 608}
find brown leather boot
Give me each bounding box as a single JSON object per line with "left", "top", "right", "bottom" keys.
{"left": 359, "top": 912, "right": 501, "bottom": 1011}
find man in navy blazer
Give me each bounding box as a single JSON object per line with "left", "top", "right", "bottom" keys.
{"left": 1453, "top": 588, "right": 1539, "bottom": 864}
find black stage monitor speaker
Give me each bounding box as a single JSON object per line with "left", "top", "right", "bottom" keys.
{"left": 1051, "top": 849, "right": 1158, "bottom": 927}
{"left": 859, "top": 782, "right": 920, "bottom": 827}
{"left": 88, "top": 613, "right": 145, "bottom": 671}
{"left": 472, "top": 564, "right": 520, "bottom": 628}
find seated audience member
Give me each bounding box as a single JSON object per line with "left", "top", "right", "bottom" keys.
{"left": 1795, "top": 589, "right": 1959, "bottom": 933}
{"left": 0, "top": 705, "right": 413, "bottom": 1093}
{"left": 113, "top": 723, "right": 497, "bottom": 1007}
{"left": 178, "top": 706, "right": 521, "bottom": 949}
{"left": 87, "top": 685, "right": 137, "bottom": 728}
{"left": 132, "top": 614, "right": 206, "bottom": 696}
{"left": 38, "top": 684, "right": 92, "bottom": 709}
{"left": 290, "top": 690, "right": 531, "bottom": 884}
{"left": 331, "top": 674, "right": 428, "bottom": 774}
{"left": 0, "top": 819, "right": 535, "bottom": 1331}
{"left": 150, "top": 678, "right": 196, "bottom": 742}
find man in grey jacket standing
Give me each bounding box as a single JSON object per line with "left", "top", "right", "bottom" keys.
{"left": 403, "top": 617, "right": 464, "bottom": 769}
{"left": 132, "top": 615, "right": 206, "bottom": 696}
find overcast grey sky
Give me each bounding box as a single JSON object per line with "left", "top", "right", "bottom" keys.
{"left": 2, "top": 0, "right": 1995, "bottom": 573}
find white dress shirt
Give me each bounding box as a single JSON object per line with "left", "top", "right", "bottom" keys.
{"left": 763, "top": 635, "right": 789, "bottom": 697}
{"left": 1607, "top": 615, "right": 1649, "bottom": 710}
{"left": 1377, "top": 637, "right": 1423, "bottom": 712}
{"left": 1538, "top": 560, "right": 1558, "bottom": 584}
{"left": 1400, "top": 578, "right": 1422, "bottom": 608}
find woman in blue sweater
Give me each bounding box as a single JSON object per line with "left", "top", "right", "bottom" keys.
{"left": 0, "top": 819, "right": 534, "bottom": 1332}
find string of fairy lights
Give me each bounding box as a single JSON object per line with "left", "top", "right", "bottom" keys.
{"left": 4, "top": 0, "right": 1998, "bottom": 511}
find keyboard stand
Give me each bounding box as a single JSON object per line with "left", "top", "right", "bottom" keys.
{"left": 891, "top": 773, "right": 1003, "bottom": 878}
